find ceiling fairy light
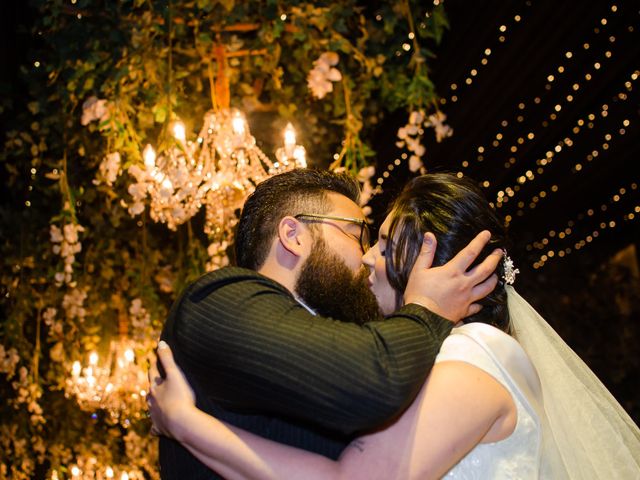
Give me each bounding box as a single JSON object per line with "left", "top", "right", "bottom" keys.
{"left": 528, "top": 178, "right": 638, "bottom": 270}
{"left": 497, "top": 113, "right": 631, "bottom": 212}
{"left": 539, "top": 118, "right": 630, "bottom": 204}
{"left": 371, "top": 0, "right": 633, "bottom": 244}
{"left": 441, "top": 8, "right": 528, "bottom": 107}
{"left": 527, "top": 180, "right": 638, "bottom": 257}
{"left": 361, "top": 0, "right": 636, "bottom": 275}
{"left": 468, "top": 5, "right": 622, "bottom": 176}
{"left": 495, "top": 71, "right": 637, "bottom": 212}
{"left": 532, "top": 201, "right": 639, "bottom": 270}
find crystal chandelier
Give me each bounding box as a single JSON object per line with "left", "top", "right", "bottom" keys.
{"left": 65, "top": 314, "right": 151, "bottom": 424}
{"left": 126, "top": 43, "right": 307, "bottom": 240}
{"left": 128, "top": 110, "right": 306, "bottom": 234}
{"left": 52, "top": 463, "right": 142, "bottom": 480}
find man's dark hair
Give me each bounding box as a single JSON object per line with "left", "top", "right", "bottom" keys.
{"left": 235, "top": 169, "right": 361, "bottom": 270}
{"left": 386, "top": 173, "right": 511, "bottom": 332}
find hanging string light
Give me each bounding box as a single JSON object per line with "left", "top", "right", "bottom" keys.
{"left": 511, "top": 116, "right": 633, "bottom": 215}
{"left": 441, "top": 6, "right": 529, "bottom": 107}
{"left": 467, "top": 4, "right": 622, "bottom": 176}
{"left": 527, "top": 180, "right": 638, "bottom": 262}
{"left": 495, "top": 72, "right": 637, "bottom": 212}
{"left": 532, "top": 201, "right": 639, "bottom": 270}
{"left": 345, "top": 1, "right": 634, "bottom": 275}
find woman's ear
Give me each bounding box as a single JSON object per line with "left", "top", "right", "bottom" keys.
{"left": 277, "top": 216, "right": 312, "bottom": 258}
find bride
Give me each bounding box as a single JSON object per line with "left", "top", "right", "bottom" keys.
{"left": 149, "top": 173, "right": 640, "bottom": 479}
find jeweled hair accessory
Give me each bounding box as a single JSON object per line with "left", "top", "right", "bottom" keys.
{"left": 502, "top": 252, "right": 520, "bottom": 285}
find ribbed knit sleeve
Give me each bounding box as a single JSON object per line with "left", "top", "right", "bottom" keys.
{"left": 161, "top": 267, "right": 453, "bottom": 435}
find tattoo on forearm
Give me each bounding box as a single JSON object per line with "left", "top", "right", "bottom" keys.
{"left": 348, "top": 439, "right": 366, "bottom": 453}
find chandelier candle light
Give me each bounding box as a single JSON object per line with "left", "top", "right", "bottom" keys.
{"left": 126, "top": 43, "right": 307, "bottom": 241}
{"left": 129, "top": 109, "right": 305, "bottom": 233}
{"left": 65, "top": 313, "right": 149, "bottom": 424}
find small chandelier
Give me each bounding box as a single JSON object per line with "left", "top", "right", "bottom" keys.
{"left": 65, "top": 315, "right": 150, "bottom": 424}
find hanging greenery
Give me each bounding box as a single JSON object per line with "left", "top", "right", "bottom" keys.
{"left": 0, "top": 0, "right": 449, "bottom": 478}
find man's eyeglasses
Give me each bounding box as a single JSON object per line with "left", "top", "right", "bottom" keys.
{"left": 295, "top": 213, "right": 371, "bottom": 253}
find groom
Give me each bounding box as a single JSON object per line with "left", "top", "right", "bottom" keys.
{"left": 159, "top": 168, "right": 500, "bottom": 479}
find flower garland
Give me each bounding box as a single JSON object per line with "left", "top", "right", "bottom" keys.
{"left": 50, "top": 223, "right": 85, "bottom": 287}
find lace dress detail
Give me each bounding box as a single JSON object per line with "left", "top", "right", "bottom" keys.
{"left": 436, "top": 323, "right": 542, "bottom": 479}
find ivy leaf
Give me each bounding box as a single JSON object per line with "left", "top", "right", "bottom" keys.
{"left": 425, "top": 6, "right": 450, "bottom": 44}
{"left": 197, "top": 32, "right": 213, "bottom": 45}
{"left": 153, "top": 105, "right": 167, "bottom": 124}
{"left": 273, "top": 19, "right": 285, "bottom": 38}
{"left": 83, "top": 77, "right": 95, "bottom": 92}
{"left": 215, "top": 0, "right": 235, "bottom": 12}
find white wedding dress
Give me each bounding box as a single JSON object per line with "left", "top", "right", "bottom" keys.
{"left": 437, "top": 287, "right": 640, "bottom": 479}
{"left": 436, "top": 322, "right": 543, "bottom": 479}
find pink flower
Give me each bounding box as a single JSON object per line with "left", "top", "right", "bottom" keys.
{"left": 425, "top": 111, "right": 454, "bottom": 143}
{"left": 409, "top": 155, "right": 424, "bottom": 172}
{"left": 94, "top": 152, "right": 121, "bottom": 186}
{"left": 307, "top": 52, "right": 342, "bottom": 99}
{"left": 49, "top": 225, "right": 63, "bottom": 243}
{"left": 80, "top": 96, "right": 109, "bottom": 126}
{"left": 357, "top": 166, "right": 376, "bottom": 182}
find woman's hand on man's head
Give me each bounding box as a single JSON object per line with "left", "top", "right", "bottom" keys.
{"left": 403, "top": 230, "right": 502, "bottom": 321}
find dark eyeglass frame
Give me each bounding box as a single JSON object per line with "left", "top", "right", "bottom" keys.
{"left": 294, "top": 213, "right": 371, "bottom": 253}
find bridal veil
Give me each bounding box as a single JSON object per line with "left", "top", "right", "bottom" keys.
{"left": 507, "top": 285, "right": 640, "bottom": 479}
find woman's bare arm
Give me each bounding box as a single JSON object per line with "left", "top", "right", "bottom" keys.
{"left": 334, "top": 360, "right": 516, "bottom": 479}
{"left": 149, "top": 342, "right": 342, "bottom": 480}
{"left": 171, "top": 406, "right": 342, "bottom": 480}
{"left": 149, "top": 341, "right": 515, "bottom": 480}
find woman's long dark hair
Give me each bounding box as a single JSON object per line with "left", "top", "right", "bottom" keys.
{"left": 386, "top": 173, "right": 510, "bottom": 332}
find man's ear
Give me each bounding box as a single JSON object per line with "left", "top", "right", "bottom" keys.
{"left": 277, "top": 216, "right": 312, "bottom": 258}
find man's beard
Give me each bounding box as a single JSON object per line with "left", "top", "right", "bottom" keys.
{"left": 295, "top": 236, "right": 383, "bottom": 325}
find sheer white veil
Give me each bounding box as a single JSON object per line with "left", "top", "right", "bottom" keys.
{"left": 506, "top": 285, "right": 640, "bottom": 479}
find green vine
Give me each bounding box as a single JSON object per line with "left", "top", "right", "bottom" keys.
{"left": 0, "top": 1, "right": 449, "bottom": 477}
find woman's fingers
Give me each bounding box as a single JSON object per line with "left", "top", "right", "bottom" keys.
{"left": 156, "top": 340, "right": 176, "bottom": 374}
{"left": 471, "top": 272, "right": 499, "bottom": 302}
{"left": 148, "top": 340, "right": 173, "bottom": 392}
{"left": 149, "top": 358, "right": 159, "bottom": 382}
{"left": 148, "top": 353, "right": 163, "bottom": 401}
{"left": 467, "top": 248, "right": 503, "bottom": 283}
{"left": 450, "top": 230, "right": 492, "bottom": 271}
{"left": 466, "top": 303, "right": 483, "bottom": 317}
{"left": 153, "top": 340, "right": 196, "bottom": 406}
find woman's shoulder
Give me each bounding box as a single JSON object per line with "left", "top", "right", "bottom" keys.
{"left": 442, "top": 322, "right": 543, "bottom": 412}
{"left": 444, "top": 323, "right": 531, "bottom": 372}
{"left": 437, "top": 323, "right": 514, "bottom": 370}
{"left": 441, "top": 323, "right": 519, "bottom": 359}
{"left": 453, "top": 322, "right": 513, "bottom": 342}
